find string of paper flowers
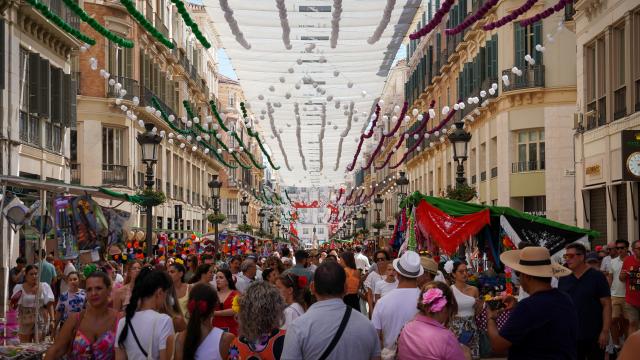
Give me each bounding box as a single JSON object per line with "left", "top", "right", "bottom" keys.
{"left": 275, "top": 0, "right": 293, "bottom": 50}
{"left": 218, "top": 0, "right": 251, "bottom": 49}
{"left": 330, "top": 0, "right": 343, "bottom": 48}
{"left": 318, "top": 104, "right": 327, "bottom": 171}
{"left": 267, "top": 102, "right": 293, "bottom": 170}
{"left": 293, "top": 103, "right": 308, "bottom": 171}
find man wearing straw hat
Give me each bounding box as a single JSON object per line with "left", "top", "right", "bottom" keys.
{"left": 486, "top": 246, "right": 577, "bottom": 359}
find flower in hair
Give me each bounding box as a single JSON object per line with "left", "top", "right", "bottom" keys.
{"left": 187, "top": 299, "right": 208, "bottom": 314}
{"left": 422, "top": 288, "right": 447, "bottom": 313}
{"left": 297, "top": 276, "right": 308, "bottom": 288}
{"left": 174, "top": 258, "right": 184, "bottom": 265}
{"left": 444, "top": 260, "right": 454, "bottom": 274}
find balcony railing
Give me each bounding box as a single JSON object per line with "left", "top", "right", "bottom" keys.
{"left": 140, "top": 85, "right": 178, "bottom": 120}
{"left": 564, "top": 0, "right": 576, "bottom": 21}
{"left": 614, "top": 87, "right": 627, "bottom": 120}
{"left": 227, "top": 214, "right": 239, "bottom": 224}
{"left": 586, "top": 97, "right": 607, "bottom": 130}
{"left": 107, "top": 76, "right": 139, "bottom": 100}
{"left": 70, "top": 163, "right": 80, "bottom": 184}
{"left": 501, "top": 65, "right": 545, "bottom": 92}
{"left": 512, "top": 161, "right": 546, "bottom": 173}
{"left": 145, "top": 1, "right": 153, "bottom": 23}
{"left": 102, "top": 164, "right": 128, "bottom": 186}
{"left": 43, "top": 0, "right": 80, "bottom": 30}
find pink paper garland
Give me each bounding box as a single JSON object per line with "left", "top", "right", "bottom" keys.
{"left": 482, "top": 0, "right": 538, "bottom": 31}
{"left": 445, "top": 0, "right": 499, "bottom": 35}
{"left": 347, "top": 105, "right": 381, "bottom": 171}
{"left": 409, "top": 0, "right": 455, "bottom": 40}
{"left": 519, "top": 0, "right": 572, "bottom": 27}
{"left": 361, "top": 102, "right": 408, "bottom": 171}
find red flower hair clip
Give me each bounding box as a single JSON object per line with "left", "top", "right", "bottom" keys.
{"left": 188, "top": 299, "right": 208, "bottom": 314}
{"left": 297, "top": 276, "right": 308, "bottom": 288}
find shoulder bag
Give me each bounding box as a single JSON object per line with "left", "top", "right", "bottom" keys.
{"left": 318, "top": 306, "right": 352, "bottom": 360}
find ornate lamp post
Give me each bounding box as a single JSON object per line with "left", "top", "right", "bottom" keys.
{"left": 137, "top": 123, "right": 162, "bottom": 259}
{"left": 258, "top": 208, "right": 265, "bottom": 233}
{"left": 208, "top": 174, "right": 223, "bottom": 244}
{"left": 240, "top": 195, "right": 249, "bottom": 226}
{"left": 360, "top": 207, "right": 368, "bottom": 235}
{"left": 374, "top": 194, "right": 384, "bottom": 251}
{"left": 346, "top": 219, "right": 352, "bottom": 238}
{"left": 352, "top": 214, "right": 358, "bottom": 238}
{"left": 396, "top": 171, "right": 409, "bottom": 205}
{"left": 268, "top": 215, "right": 274, "bottom": 237}
{"left": 448, "top": 121, "right": 472, "bottom": 187}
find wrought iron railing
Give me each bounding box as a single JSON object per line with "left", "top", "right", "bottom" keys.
{"left": 501, "top": 65, "right": 545, "bottom": 92}
{"left": 511, "top": 161, "right": 546, "bottom": 173}
{"left": 70, "top": 163, "right": 80, "bottom": 184}
{"left": 102, "top": 164, "right": 128, "bottom": 186}
{"left": 107, "top": 76, "right": 139, "bottom": 100}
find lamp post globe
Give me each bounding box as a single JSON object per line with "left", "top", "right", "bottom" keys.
{"left": 396, "top": 171, "right": 409, "bottom": 204}
{"left": 448, "top": 121, "right": 472, "bottom": 187}
{"left": 136, "top": 123, "right": 162, "bottom": 259}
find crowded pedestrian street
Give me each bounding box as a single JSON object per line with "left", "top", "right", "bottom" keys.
{"left": 1, "top": 0, "right": 640, "bottom": 359}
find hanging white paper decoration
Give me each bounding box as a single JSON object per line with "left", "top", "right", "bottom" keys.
{"left": 442, "top": 106, "right": 450, "bottom": 115}
{"left": 115, "top": 98, "right": 123, "bottom": 105}
{"left": 180, "top": 143, "right": 186, "bottom": 149}
{"left": 138, "top": 120, "right": 144, "bottom": 127}
{"left": 488, "top": 88, "right": 496, "bottom": 95}
{"left": 279, "top": 76, "right": 285, "bottom": 83}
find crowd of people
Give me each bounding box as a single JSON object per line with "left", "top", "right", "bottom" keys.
{"left": 6, "top": 241, "right": 640, "bottom": 359}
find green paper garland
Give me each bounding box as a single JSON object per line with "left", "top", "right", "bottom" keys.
{"left": 119, "top": 0, "right": 173, "bottom": 49}
{"left": 170, "top": 0, "right": 211, "bottom": 48}
{"left": 62, "top": 0, "right": 133, "bottom": 48}
{"left": 210, "top": 100, "right": 230, "bottom": 132}
{"left": 284, "top": 189, "right": 292, "bottom": 204}
{"left": 27, "top": 0, "right": 96, "bottom": 45}
{"left": 199, "top": 140, "right": 238, "bottom": 169}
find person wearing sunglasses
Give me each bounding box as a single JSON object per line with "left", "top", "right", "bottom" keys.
{"left": 620, "top": 240, "right": 640, "bottom": 336}
{"left": 363, "top": 250, "right": 390, "bottom": 318}
{"left": 558, "top": 242, "right": 611, "bottom": 359}
{"left": 609, "top": 239, "right": 630, "bottom": 352}
{"left": 601, "top": 243, "right": 618, "bottom": 275}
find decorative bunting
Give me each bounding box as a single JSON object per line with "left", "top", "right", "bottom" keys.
{"left": 119, "top": 0, "right": 173, "bottom": 48}
{"left": 171, "top": 0, "right": 211, "bottom": 48}
{"left": 27, "top": 0, "right": 96, "bottom": 45}
{"left": 62, "top": 0, "right": 133, "bottom": 47}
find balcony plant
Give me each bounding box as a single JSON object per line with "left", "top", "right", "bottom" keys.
{"left": 445, "top": 184, "right": 477, "bottom": 202}
{"left": 372, "top": 222, "right": 386, "bottom": 230}
{"left": 137, "top": 189, "right": 166, "bottom": 207}
{"left": 238, "top": 224, "right": 253, "bottom": 233}
{"left": 208, "top": 213, "right": 226, "bottom": 224}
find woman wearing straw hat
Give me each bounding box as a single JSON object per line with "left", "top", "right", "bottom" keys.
{"left": 486, "top": 246, "right": 577, "bottom": 359}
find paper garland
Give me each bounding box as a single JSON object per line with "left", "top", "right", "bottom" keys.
{"left": 27, "top": 0, "right": 96, "bottom": 45}
{"left": 482, "top": 0, "right": 538, "bottom": 31}
{"left": 409, "top": 0, "right": 455, "bottom": 40}
{"left": 239, "top": 102, "right": 281, "bottom": 170}
{"left": 368, "top": 0, "right": 397, "bottom": 44}
{"left": 445, "top": 0, "right": 499, "bottom": 35}
{"left": 119, "top": 0, "right": 173, "bottom": 48}
{"left": 62, "top": 0, "right": 133, "bottom": 48}
{"left": 346, "top": 105, "right": 381, "bottom": 171}
{"left": 218, "top": 0, "right": 251, "bottom": 49}
{"left": 267, "top": 102, "right": 293, "bottom": 170}
{"left": 275, "top": 0, "right": 292, "bottom": 49}
{"left": 519, "top": 0, "right": 573, "bottom": 27}
{"left": 171, "top": 0, "right": 211, "bottom": 48}
{"left": 294, "top": 103, "right": 307, "bottom": 171}
{"left": 330, "top": 0, "right": 343, "bottom": 48}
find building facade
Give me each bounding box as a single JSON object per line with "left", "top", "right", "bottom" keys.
{"left": 573, "top": 0, "right": 640, "bottom": 244}
{"left": 402, "top": 0, "right": 578, "bottom": 225}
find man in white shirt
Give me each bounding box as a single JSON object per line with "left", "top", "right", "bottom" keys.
{"left": 235, "top": 259, "right": 257, "bottom": 293}
{"left": 608, "top": 239, "right": 628, "bottom": 351}
{"left": 354, "top": 245, "right": 370, "bottom": 273}
{"left": 372, "top": 251, "right": 423, "bottom": 352}
{"left": 374, "top": 263, "right": 398, "bottom": 301}
{"left": 601, "top": 242, "right": 618, "bottom": 275}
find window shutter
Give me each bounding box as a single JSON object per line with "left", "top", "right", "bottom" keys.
{"left": 50, "top": 67, "right": 62, "bottom": 123}
{"left": 39, "top": 58, "right": 50, "bottom": 117}
{"left": 490, "top": 36, "right": 498, "bottom": 79}
{"left": 108, "top": 42, "right": 115, "bottom": 75}
{"left": 428, "top": 0, "right": 432, "bottom": 21}
{"left": 69, "top": 74, "right": 77, "bottom": 128}
{"left": 61, "top": 72, "right": 70, "bottom": 127}
{"left": 140, "top": 51, "right": 145, "bottom": 87}
{"left": 514, "top": 23, "right": 525, "bottom": 68}
{"left": 28, "top": 52, "right": 40, "bottom": 115}
{"left": 532, "top": 21, "right": 543, "bottom": 64}
{"left": 479, "top": 47, "right": 486, "bottom": 84}
{"left": 125, "top": 46, "right": 133, "bottom": 78}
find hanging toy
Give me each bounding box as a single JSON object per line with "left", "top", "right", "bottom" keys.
{"left": 505, "top": 267, "right": 513, "bottom": 295}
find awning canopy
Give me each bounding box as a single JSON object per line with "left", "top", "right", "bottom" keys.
{"left": 204, "top": 0, "right": 422, "bottom": 186}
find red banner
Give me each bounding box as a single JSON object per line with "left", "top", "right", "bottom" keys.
{"left": 415, "top": 200, "right": 490, "bottom": 255}
{"left": 292, "top": 200, "right": 320, "bottom": 208}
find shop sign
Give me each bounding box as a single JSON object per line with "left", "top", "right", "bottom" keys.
{"left": 585, "top": 164, "right": 601, "bottom": 177}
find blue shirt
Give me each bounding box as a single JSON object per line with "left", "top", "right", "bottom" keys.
{"left": 558, "top": 267, "right": 610, "bottom": 340}
{"left": 283, "top": 265, "right": 314, "bottom": 284}
{"left": 281, "top": 298, "right": 381, "bottom": 360}
{"left": 56, "top": 289, "right": 86, "bottom": 322}
{"left": 499, "top": 288, "right": 577, "bottom": 360}
{"left": 39, "top": 260, "right": 56, "bottom": 286}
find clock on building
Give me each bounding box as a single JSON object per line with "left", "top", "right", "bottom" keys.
{"left": 627, "top": 152, "right": 640, "bottom": 177}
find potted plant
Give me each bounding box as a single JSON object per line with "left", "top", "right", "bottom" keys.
{"left": 445, "top": 184, "right": 477, "bottom": 202}
{"left": 372, "top": 222, "right": 386, "bottom": 230}
{"left": 238, "top": 224, "right": 253, "bottom": 233}
{"left": 208, "top": 213, "right": 226, "bottom": 224}
{"left": 137, "top": 189, "right": 167, "bottom": 207}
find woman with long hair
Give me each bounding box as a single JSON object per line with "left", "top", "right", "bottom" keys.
{"left": 168, "top": 262, "right": 191, "bottom": 320}
{"left": 340, "top": 251, "right": 361, "bottom": 311}
{"left": 397, "top": 281, "right": 467, "bottom": 359}
{"left": 275, "top": 273, "right": 312, "bottom": 329}
{"left": 213, "top": 269, "right": 240, "bottom": 335}
{"left": 229, "top": 282, "right": 286, "bottom": 359}
{"left": 46, "top": 271, "right": 119, "bottom": 359}
{"left": 447, "top": 260, "right": 481, "bottom": 359}
{"left": 159, "top": 283, "right": 187, "bottom": 333}
{"left": 115, "top": 268, "right": 175, "bottom": 360}
{"left": 53, "top": 271, "right": 85, "bottom": 337}
{"left": 10, "top": 264, "right": 55, "bottom": 343}
{"left": 174, "top": 284, "right": 235, "bottom": 360}
{"left": 112, "top": 260, "right": 142, "bottom": 313}
{"left": 189, "top": 264, "right": 215, "bottom": 285}
{"left": 184, "top": 255, "right": 199, "bottom": 284}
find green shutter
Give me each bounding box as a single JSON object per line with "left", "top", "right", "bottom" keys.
{"left": 490, "top": 35, "right": 498, "bottom": 79}
{"left": 39, "top": 58, "right": 50, "bottom": 117}
{"left": 533, "top": 21, "right": 543, "bottom": 65}
{"left": 428, "top": 0, "right": 433, "bottom": 21}
{"left": 125, "top": 47, "right": 133, "bottom": 78}
{"left": 69, "top": 74, "right": 77, "bottom": 128}
{"left": 50, "top": 67, "right": 61, "bottom": 123}
{"left": 514, "top": 23, "right": 525, "bottom": 68}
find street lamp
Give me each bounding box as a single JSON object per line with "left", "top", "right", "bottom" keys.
{"left": 258, "top": 208, "right": 265, "bottom": 233}
{"left": 208, "top": 174, "right": 223, "bottom": 245}
{"left": 360, "top": 207, "right": 369, "bottom": 231}
{"left": 346, "top": 219, "right": 352, "bottom": 238}
{"left": 137, "top": 123, "right": 162, "bottom": 259}
{"left": 240, "top": 195, "right": 249, "bottom": 226}
{"left": 268, "top": 215, "right": 274, "bottom": 237}
{"left": 396, "top": 171, "right": 409, "bottom": 205}
{"left": 374, "top": 194, "right": 384, "bottom": 251}
{"left": 448, "top": 121, "right": 472, "bottom": 187}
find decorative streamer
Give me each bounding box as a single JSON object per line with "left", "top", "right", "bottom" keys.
{"left": 409, "top": 0, "right": 455, "bottom": 40}
{"left": 445, "top": 0, "right": 499, "bottom": 35}
{"left": 335, "top": 188, "right": 345, "bottom": 203}
{"left": 368, "top": 0, "right": 396, "bottom": 44}
{"left": 334, "top": 138, "right": 345, "bottom": 171}
{"left": 330, "top": 0, "right": 343, "bottom": 48}
{"left": 219, "top": 0, "right": 251, "bottom": 49}
{"left": 267, "top": 102, "right": 293, "bottom": 170}
{"left": 119, "top": 0, "right": 173, "bottom": 48}
{"left": 519, "top": 0, "right": 573, "bottom": 27}
{"left": 483, "top": 0, "right": 538, "bottom": 31}
{"left": 318, "top": 104, "right": 327, "bottom": 171}
{"left": 27, "top": 0, "right": 96, "bottom": 45}
{"left": 239, "top": 102, "right": 281, "bottom": 170}
{"left": 339, "top": 102, "right": 355, "bottom": 137}
{"left": 62, "top": 0, "right": 133, "bottom": 47}
{"left": 284, "top": 189, "right": 293, "bottom": 203}
{"left": 275, "top": 0, "right": 293, "bottom": 49}
{"left": 171, "top": 0, "right": 211, "bottom": 48}
{"left": 294, "top": 103, "right": 307, "bottom": 170}
{"left": 346, "top": 105, "right": 381, "bottom": 171}
{"left": 359, "top": 102, "right": 408, "bottom": 171}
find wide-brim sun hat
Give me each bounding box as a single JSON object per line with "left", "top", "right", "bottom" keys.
{"left": 393, "top": 250, "right": 424, "bottom": 278}
{"left": 500, "top": 246, "right": 571, "bottom": 278}
{"left": 420, "top": 256, "right": 439, "bottom": 275}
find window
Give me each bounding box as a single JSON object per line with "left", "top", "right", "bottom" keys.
{"left": 228, "top": 92, "right": 235, "bottom": 108}
{"left": 514, "top": 129, "right": 545, "bottom": 172}
{"left": 514, "top": 21, "right": 542, "bottom": 68}
{"left": 303, "top": 228, "right": 309, "bottom": 235}
{"left": 612, "top": 23, "right": 626, "bottom": 120}
{"left": 634, "top": 9, "right": 640, "bottom": 113}
{"left": 318, "top": 227, "right": 325, "bottom": 234}
{"left": 102, "top": 127, "right": 124, "bottom": 165}
{"left": 44, "top": 121, "right": 62, "bottom": 153}
{"left": 108, "top": 41, "right": 133, "bottom": 78}
{"left": 523, "top": 196, "right": 546, "bottom": 217}
{"left": 585, "top": 36, "right": 607, "bottom": 129}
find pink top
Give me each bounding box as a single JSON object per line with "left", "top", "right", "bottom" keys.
{"left": 397, "top": 314, "right": 466, "bottom": 360}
